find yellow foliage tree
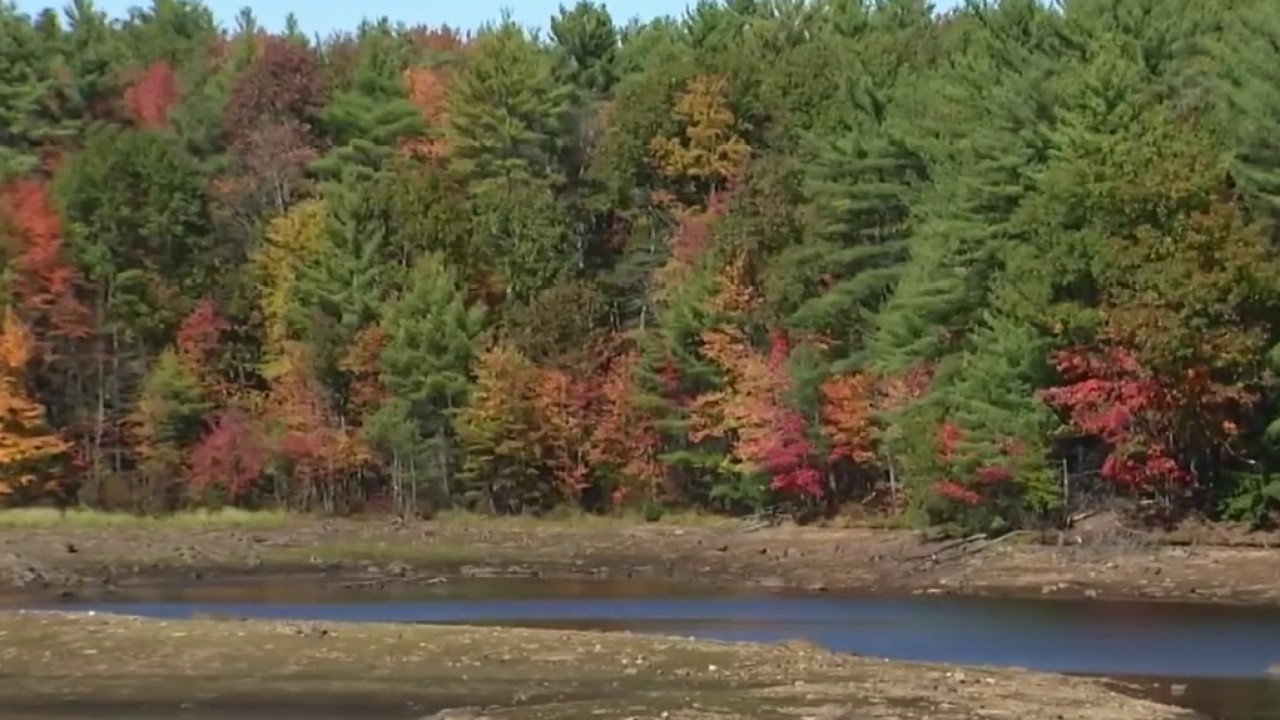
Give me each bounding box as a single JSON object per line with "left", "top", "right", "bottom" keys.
{"left": 649, "top": 74, "right": 750, "bottom": 204}
{"left": 454, "top": 341, "right": 546, "bottom": 513}
{"left": 0, "top": 307, "right": 69, "bottom": 498}
{"left": 254, "top": 199, "right": 327, "bottom": 377}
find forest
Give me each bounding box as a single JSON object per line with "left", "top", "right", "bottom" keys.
{"left": 2, "top": 0, "right": 1280, "bottom": 532}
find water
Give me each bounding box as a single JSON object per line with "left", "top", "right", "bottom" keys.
{"left": 24, "top": 578, "right": 1280, "bottom": 719}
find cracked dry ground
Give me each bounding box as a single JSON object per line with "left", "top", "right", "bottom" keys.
{"left": 0, "top": 612, "right": 1192, "bottom": 720}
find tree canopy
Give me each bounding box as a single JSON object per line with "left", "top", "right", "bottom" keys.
{"left": 3, "top": 0, "right": 1280, "bottom": 531}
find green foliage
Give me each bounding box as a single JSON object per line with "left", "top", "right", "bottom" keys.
{"left": 1219, "top": 471, "right": 1280, "bottom": 529}
{"left": 445, "top": 18, "right": 573, "bottom": 192}
{"left": 6, "top": 0, "right": 1280, "bottom": 531}
{"left": 311, "top": 24, "right": 421, "bottom": 184}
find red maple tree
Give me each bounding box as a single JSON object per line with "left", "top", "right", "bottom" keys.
{"left": 187, "top": 409, "right": 268, "bottom": 500}
{"left": 1040, "top": 346, "right": 1195, "bottom": 490}
{"left": 0, "top": 180, "right": 90, "bottom": 344}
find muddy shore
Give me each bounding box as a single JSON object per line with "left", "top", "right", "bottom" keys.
{"left": 0, "top": 610, "right": 1193, "bottom": 720}
{"left": 1, "top": 514, "right": 1278, "bottom": 604}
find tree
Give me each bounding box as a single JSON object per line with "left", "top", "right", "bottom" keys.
{"left": 255, "top": 198, "right": 327, "bottom": 367}
{"left": 0, "top": 5, "right": 63, "bottom": 179}
{"left": 401, "top": 64, "right": 451, "bottom": 159}
{"left": 378, "top": 253, "right": 485, "bottom": 504}
{"left": 550, "top": 1, "right": 619, "bottom": 96}
{"left": 531, "top": 366, "right": 593, "bottom": 501}
{"left": 445, "top": 17, "right": 573, "bottom": 193}
{"left": 224, "top": 35, "right": 328, "bottom": 140}
{"left": 54, "top": 124, "right": 215, "bottom": 340}
{"left": 453, "top": 340, "right": 544, "bottom": 512}
{"left": 649, "top": 73, "right": 750, "bottom": 206}
{"left": 0, "top": 179, "right": 90, "bottom": 343}
{"left": 129, "top": 348, "right": 208, "bottom": 510}
{"left": 311, "top": 26, "right": 422, "bottom": 184}
{"left": 187, "top": 408, "right": 267, "bottom": 503}
{"left": 122, "top": 60, "right": 179, "bottom": 129}
{"left": 587, "top": 345, "right": 664, "bottom": 506}
{"left": 0, "top": 307, "right": 69, "bottom": 501}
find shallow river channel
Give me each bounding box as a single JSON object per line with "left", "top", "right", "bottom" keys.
{"left": 22, "top": 577, "right": 1280, "bottom": 719}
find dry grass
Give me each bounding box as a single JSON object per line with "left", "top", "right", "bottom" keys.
{"left": 0, "top": 507, "right": 293, "bottom": 530}
{"left": 433, "top": 506, "right": 739, "bottom": 531}
{"left": 0, "top": 506, "right": 738, "bottom": 533}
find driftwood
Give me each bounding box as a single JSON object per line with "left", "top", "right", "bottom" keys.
{"left": 903, "top": 530, "right": 1035, "bottom": 566}
{"left": 944, "top": 530, "right": 1033, "bottom": 561}
{"left": 902, "top": 533, "right": 987, "bottom": 563}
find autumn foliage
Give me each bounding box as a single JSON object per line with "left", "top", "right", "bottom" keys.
{"left": 0, "top": 181, "right": 89, "bottom": 342}
{"left": 123, "top": 62, "right": 180, "bottom": 129}
{"left": 0, "top": 308, "right": 68, "bottom": 498}
{"left": 6, "top": 0, "right": 1280, "bottom": 533}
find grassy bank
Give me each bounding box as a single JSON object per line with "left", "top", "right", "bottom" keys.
{"left": 0, "top": 611, "right": 1189, "bottom": 720}
{"left": 0, "top": 506, "right": 294, "bottom": 530}
{"left": 0, "top": 505, "right": 736, "bottom": 531}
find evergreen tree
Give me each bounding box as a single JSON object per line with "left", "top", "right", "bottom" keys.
{"left": 311, "top": 22, "right": 422, "bottom": 184}
{"left": 377, "top": 253, "right": 485, "bottom": 504}
{"left": 0, "top": 4, "right": 57, "bottom": 179}
{"left": 445, "top": 17, "right": 573, "bottom": 193}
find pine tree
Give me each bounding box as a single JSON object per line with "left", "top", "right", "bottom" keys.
{"left": 445, "top": 16, "right": 573, "bottom": 194}
{"left": 377, "top": 253, "right": 485, "bottom": 505}
{"left": 550, "top": 1, "right": 619, "bottom": 96}
{"left": 311, "top": 23, "right": 422, "bottom": 184}
{"left": 0, "top": 5, "right": 59, "bottom": 179}
{"left": 1209, "top": 0, "right": 1280, "bottom": 227}
{"left": 289, "top": 187, "right": 393, "bottom": 384}
{"left": 130, "top": 347, "right": 208, "bottom": 510}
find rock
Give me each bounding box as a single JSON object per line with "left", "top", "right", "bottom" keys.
{"left": 1267, "top": 662, "right": 1280, "bottom": 676}
{"left": 288, "top": 622, "right": 330, "bottom": 638}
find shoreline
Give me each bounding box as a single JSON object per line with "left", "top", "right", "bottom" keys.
{"left": 0, "top": 610, "right": 1195, "bottom": 720}
{"left": 1, "top": 514, "right": 1279, "bottom": 605}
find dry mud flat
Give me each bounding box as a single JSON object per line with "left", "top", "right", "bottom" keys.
{"left": 0, "top": 611, "right": 1192, "bottom": 720}
{"left": 2, "top": 516, "right": 1280, "bottom": 603}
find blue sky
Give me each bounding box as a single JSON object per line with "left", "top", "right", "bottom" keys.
{"left": 19, "top": 0, "right": 963, "bottom": 35}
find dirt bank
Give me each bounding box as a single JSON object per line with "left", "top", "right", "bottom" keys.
{"left": 1, "top": 514, "right": 1278, "bottom": 604}
{"left": 0, "top": 610, "right": 1192, "bottom": 720}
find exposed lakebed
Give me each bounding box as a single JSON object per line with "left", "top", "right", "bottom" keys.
{"left": 15, "top": 577, "right": 1280, "bottom": 720}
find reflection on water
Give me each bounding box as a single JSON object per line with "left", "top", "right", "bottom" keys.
{"left": 21, "top": 577, "right": 1280, "bottom": 720}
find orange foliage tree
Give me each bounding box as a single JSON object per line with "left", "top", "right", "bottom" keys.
{"left": 338, "top": 325, "right": 387, "bottom": 419}
{"left": 530, "top": 366, "right": 593, "bottom": 501}
{"left": 263, "top": 343, "right": 372, "bottom": 510}
{"left": 402, "top": 65, "right": 453, "bottom": 159}
{"left": 690, "top": 254, "right": 823, "bottom": 501}
{"left": 588, "top": 346, "right": 665, "bottom": 507}
{"left": 0, "top": 308, "right": 69, "bottom": 499}
{"left": 819, "top": 372, "right": 876, "bottom": 464}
